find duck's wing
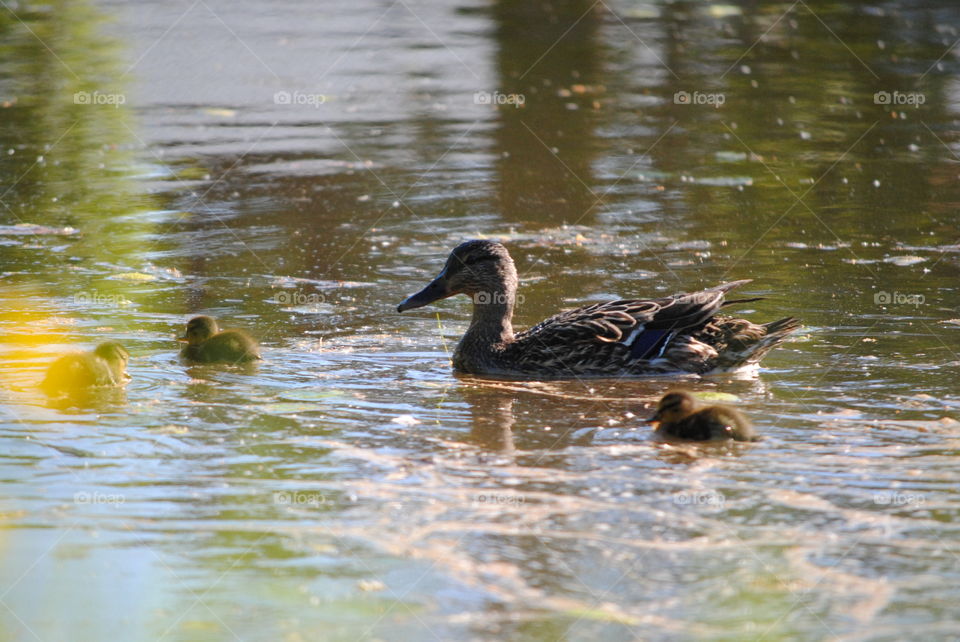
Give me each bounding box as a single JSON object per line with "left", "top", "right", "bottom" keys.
{"left": 42, "top": 354, "right": 107, "bottom": 392}
{"left": 695, "top": 314, "right": 800, "bottom": 371}
{"left": 662, "top": 408, "right": 754, "bottom": 441}
{"left": 664, "top": 414, "right": 717, "bottom": 441}
{"left": 206, "top": 331, "right": 262, "bottom": 362}
{"left": 703, "top": 406, "right": 757, "bottom": 441}
{"left": 508, "top": 280, "right": 751, "bottom": 375}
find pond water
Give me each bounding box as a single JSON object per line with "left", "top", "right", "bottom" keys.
{"left": 2, "top": 0, "right": 960, "bottom": 639}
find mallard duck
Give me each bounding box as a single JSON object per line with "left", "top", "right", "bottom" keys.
{"left": 178, "top": 316, "right": 261, "bottom": 364}
{"left": 647, "top": 390, "right": 758, "bottom": 441}
{"left": 42, "top": 341, "right": 130, "bottom": 394}
{"left": 397, "top": 239, "right": 799, "bottom": 378}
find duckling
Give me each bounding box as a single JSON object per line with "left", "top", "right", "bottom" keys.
{"left": 178, "top": 315, "right": 261, "bottom": 364}
{"left": 42, "top": 341, "right": 130, "bottom": 395}
{"left": 647, "top": 390, "right": 758, "bottom": 442}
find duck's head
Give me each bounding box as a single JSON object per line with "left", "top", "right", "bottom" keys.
{"left": 647, "top": 390, "right": 697, "bottom": 425}
{"left": 179, "top": 316, "right": 219, "bottom": 344}
{"left": 94, "top": 341, "right": 129, "bottom": 365}
{"left": 397, "top": 240, "right": 518, "bottom": 312}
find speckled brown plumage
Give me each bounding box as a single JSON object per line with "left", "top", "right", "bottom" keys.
{"left": 397, "top": 240, "right": 799, "bottom": 379}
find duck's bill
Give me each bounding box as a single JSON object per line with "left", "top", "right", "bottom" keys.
{"left": 176, "top": 335, "right": 189, "bottom": 342}
{"left": 644, "top": 411, "right": 662, "bottom": 424}
{"left": 397, "top": 271, "right": 453, "bottom": 312}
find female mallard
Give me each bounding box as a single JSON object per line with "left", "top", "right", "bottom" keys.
{"left": 397, "top": 240, "right": 799, "bottom": 378}
{"left": 647, "top": 390, "right": 758, "bottom": 441}
{"left": 42, "top": 341, "right": 130, "bottom": 395}
{"left": 178, "top": 316, "right": 261, "bottom": 364}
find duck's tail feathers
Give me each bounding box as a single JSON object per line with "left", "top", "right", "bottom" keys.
{"left": 713, "top": 316, "right": 801, "bottom": 370}
{"left": 706, "top": 279, "right": 752, "bottom": 293}
{"left": 722, "top": 296, "right": 764, "bottom": 307}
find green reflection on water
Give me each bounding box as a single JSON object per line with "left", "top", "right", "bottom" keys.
{"left": 0, "top": 0, "right": 158, "bottom": 309}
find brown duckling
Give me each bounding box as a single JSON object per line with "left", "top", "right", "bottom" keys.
{"left": 647, "top": 390, "right": 758, "bottom": 442}
{"left": 42, "top": 341, "right": 130, "bottom": 395}
{"left": 178, "top": 315, "right": 261, "bottom": 364}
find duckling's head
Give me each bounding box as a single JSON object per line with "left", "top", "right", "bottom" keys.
{"left": 398, "top": 240, "right": 518, "bottom": 312}
{"left": 94, "top": 341, "right": 129, "bottom": 365}
{"left": 179, "top": 316, "right": 219, "bottom": 344}
{"left": 648, "top": 390, "right": 697, "bottom": 424}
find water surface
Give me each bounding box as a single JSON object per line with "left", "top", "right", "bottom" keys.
{"left": 2, "top": 1, "right": 960, "bottom": 639}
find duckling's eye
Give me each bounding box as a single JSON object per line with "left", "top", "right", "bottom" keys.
{"left": 660, "top": 396, "right": 685, "bottom": 411}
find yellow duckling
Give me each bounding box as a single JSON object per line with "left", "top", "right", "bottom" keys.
{"left": 42, "top": 341, "right": 130, "bottom": 395}
{"left": 178, "top": 315, "right": 261, "bottom": 364}
{"left": 647, "top": 390, "right": 758, "bottom": 442}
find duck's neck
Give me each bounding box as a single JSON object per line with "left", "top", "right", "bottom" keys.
{"left": 465, "top": 295, "right": 515, "bottom": 346}
{"left": 451, "top": 260, "right": 520, "bottom": 373}
{"left": 454, "top": 275, "right": 518, "bottom": 371}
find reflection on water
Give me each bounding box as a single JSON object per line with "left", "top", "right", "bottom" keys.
{"left": 2, "top": 0, "right": 960, "bottom": 639}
